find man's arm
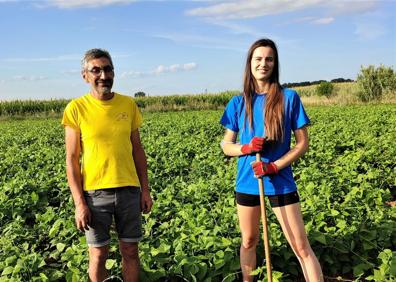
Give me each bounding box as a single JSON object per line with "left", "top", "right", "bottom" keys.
{"left": 130, "top": 129, "right": 153, "bottom": 214}
{"left": 65, "top": 126, "right": 91, "bottom": 231}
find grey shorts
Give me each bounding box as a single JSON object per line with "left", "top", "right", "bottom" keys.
{"left": 83, "top": 186, "right": 142, "bottom": 247}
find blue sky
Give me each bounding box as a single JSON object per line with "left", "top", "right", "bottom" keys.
{"left": 0, "top": 0, "right": 395, "bottom": 100}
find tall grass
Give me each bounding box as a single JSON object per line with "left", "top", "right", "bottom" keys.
{"left": 296, "top": 82, "right": 396, "bottom": 105}
{"left": 1, "top": 83, "right": 395, "bottom": 117}
{"left": 134, "top": 90, "right": 238, "bottom": 111}
{"left": 0, "top": 99, "right": 69, "bottom": 117}
{"left": 296, "top": 82, "right": 360, "bottom": 106}
{"left": 0, "top": 91, "right": 239, "bottom": 117}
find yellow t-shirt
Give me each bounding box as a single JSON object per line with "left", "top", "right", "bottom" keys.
{"left": 62, "top": 93, "right": 142, "bottom": 190}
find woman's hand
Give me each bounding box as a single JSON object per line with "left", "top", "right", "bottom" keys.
{"left": 251, "top": 161, "right": 278, "bottom": 178}
{"left": 241, "top": 137, "right": 266, "bottom": 155}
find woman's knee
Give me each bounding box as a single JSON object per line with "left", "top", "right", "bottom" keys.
{"left": 292, "top": 239, "right": 313, "bottom": 260}
{"left": 241, "top": 235, "right": 259, "bottom": 249}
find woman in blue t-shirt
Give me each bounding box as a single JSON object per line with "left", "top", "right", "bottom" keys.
{"left": 220, "top": 38, "right": 323, "bottom": 281}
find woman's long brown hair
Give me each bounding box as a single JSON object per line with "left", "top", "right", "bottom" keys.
{"left": 243, "top": 38, "right": 284, "bottom": 142}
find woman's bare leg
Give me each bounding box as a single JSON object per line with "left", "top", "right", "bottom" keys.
{"left": 237, "top": 204, "right": 261, "bottom": 282}
{"left": 272, "top": 203, "right": 323, "bottom": 282}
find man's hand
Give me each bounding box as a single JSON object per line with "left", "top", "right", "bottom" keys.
{"left": 75, "top": 203, "right": 91, "bottom": 232}
{"left": 251, "top": 161, "right": 279, "bottom": 178}
{"left": 141, "top": 190, "right": 153, "bottom": 214}
{"left": 241, "top": 137, "right": 266, "bottom": 155}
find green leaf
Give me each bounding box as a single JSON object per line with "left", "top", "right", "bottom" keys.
{"left": 197, "top": 263, "right": 207, "bottom": 280}
{"left": 215, "top": 250, "right": 224, "bottom": 258}
{"left": 151, "top": 243, "right": 171, "bottom": 256}
{"left": 336, "top": 220, "right": 347, "bottom": 230}
{"left": 350, "top": 240, "right": 355, "bottom": 251}
{"left": 273, "top": 271, "right": 284, "bottom": 282}
{"left": 39, "top": 273, "right": 49, "bottom": 281}
{"left": 12, "top": 264, "right": 21, "bottom": 274}
{"left": 22, "top": 242, "right": 29, "bottom": 250}
{"left": 56, "top": 243, "right": 66, "bottom": 252}
{"left": 330, "top": 209, "right": 340, "bottom": 216}
{"left": 105, "top": 259, "right": 116, "bottom": 270}
{"left": 4, "top": 256, "right": 17, "bottom": 266}
{"left": 221, "top": 237, "right": 232, "bottom": 246}
{"left": 312, "top": 232, "right": 327, "bottom": 244}
{"left": 363, "top": 241, "right": 374, "bottom": 250}
{"left": 1, "top": 266, "right": 14, "bottom": 276}
{"left": 31, "top": 192, "right": 39, "bottom": 202}
{"left": 213, "top": 258, "right": 225, "bottom": 270}
{"left": 49, "top": 220, "right": 61, "bottom": 238}
{"left": 373, "top": 269, "right": 384, "bottom": 281}
{"left": 71, "top": 272, "right": 79, "bottom": 282}
{"left": 49, "top": 270, "right": 64, "bottom": 280}
{"left": 250, "top": 267, "right": 262, "bottom": 276}
{"left": 390, "top": 255, "right": 396, "bottom": 276}
{"left": 378, "top": 249, "right": 391, "bottom": 262}
{"left": 353, "top": 263, "right": 371, "bottom": 276}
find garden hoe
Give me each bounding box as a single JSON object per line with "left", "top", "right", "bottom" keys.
{"left": 256, "top": 152, "right": 272, "bottom": 282}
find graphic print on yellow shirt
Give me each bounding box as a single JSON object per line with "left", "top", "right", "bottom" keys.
{"left": 62, "top": 93, "right": 142, "bottom": 190}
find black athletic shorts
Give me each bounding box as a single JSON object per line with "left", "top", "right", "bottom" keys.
{"left": 236, "top": 191, "right": 300, "bottom": 208}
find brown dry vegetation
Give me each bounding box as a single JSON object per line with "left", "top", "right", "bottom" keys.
{"left": 297, "top": 82, "right": 396, "bottom": 106}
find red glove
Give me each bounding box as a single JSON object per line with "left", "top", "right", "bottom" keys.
{"left": 241, "top": 137, "right": 266, "bottom": 155}
{"left": 251, "top": 161, "right": 279, "bottom": 178}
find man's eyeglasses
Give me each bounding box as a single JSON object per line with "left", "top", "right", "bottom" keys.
{"left": 87, "top": 66, "right": 114, "bottom": 76}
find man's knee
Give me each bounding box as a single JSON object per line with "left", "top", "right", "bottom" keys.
{"left": 120, "top": 242, "right": 139, "bottom": 261}
{"left": 89, "top": 246, "right": 109, "bottom": 265}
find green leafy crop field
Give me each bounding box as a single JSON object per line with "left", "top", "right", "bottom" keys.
{"left": 0, "top": 105, "right": 395, "bottom": 281}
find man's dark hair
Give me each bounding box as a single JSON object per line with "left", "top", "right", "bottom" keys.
{"left": 81, "top": 48, "right": 113, "bottom": 70}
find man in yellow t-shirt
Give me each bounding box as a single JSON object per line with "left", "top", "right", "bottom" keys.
{"left": 62, "top": 48, "right": 152, "bottom": 282}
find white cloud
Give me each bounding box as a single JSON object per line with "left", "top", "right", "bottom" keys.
{"left": 324, "top": 0, "right": 377, "bottom": 15}
{"left": 312, "top": 17, "right": 334, "bottom": 25}
{"left": 38, "top": 0, "right": 137, "bottom": 9}
{"left": 152, "top": 32, "right": 246, "bottom": 52}
{"left": 12, "top": 75, "right": 48, "bottom": 81}
{"left": 3, "top": 53, "right": 132, "bottom": 63}
{"left": 154, "top": 33, "right": 220, "bottom": 44}
{"left": 154, "top": 65, "right": 167, "bottom": 74}
{"left": 186, "top": 0, "right": 324, "bottom": 20}
{"left": 204, "top": 19, "right": 263, "bottom": 37}
{"left": 279, "top": 15, "right": 334, "bottom": 26}
{"left": 183, "top": 63, "right": 197, "bottom": 70}
{"left": 121, "top": 62, "right": 198, "bottom": 78}
{"left": 3, "top": 54, "right": 79, "bottom": 63}
{"left": 186, "top": 0, "right": 377, "bottom": 20}
{"left": 154, "top": 63, "right": 197, "bottom": 74}
{"left": 62, "top": 69, "right": 81, "bottom": 75}
{"left": 121, "top": 70, "right": 145, "bottom": 78}
{"left": 352, "top": 9, "right": 390, "bottom": 41}
{"left": 354, "top": 22, "right": 386, "bottom": 41}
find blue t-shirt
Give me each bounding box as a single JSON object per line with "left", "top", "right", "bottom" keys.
{"left": 220, "top": 88, "right": 310, "bottom": 195}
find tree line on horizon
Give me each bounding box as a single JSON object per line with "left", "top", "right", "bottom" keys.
{"left": 281, "top": 77, "right": 354, "bottom": 88}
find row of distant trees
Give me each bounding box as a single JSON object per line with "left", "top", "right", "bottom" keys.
{"left": 282, "top": 78, "right": 354, "bottom": 88}
{"left": 134, "top": 91, "right": 146, "bottom": 97}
